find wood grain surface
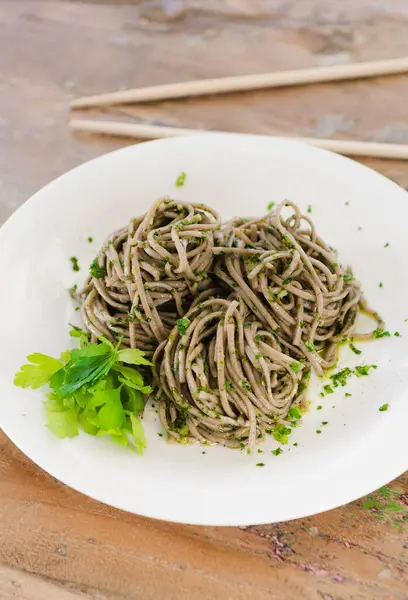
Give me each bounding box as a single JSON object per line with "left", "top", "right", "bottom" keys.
{"left": 0, "top": 1, "right": 407, "bottom": 598}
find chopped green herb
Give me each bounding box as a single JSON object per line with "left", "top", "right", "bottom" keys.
{"left": 379, "top": 403, "right": 389, "bottom": 412}
{"left": 256, "top": 462, "right": 265, "bottom": 467}
{"left": 317, "top": 405, "right": 322, "bottom": 410}
{"left": 307, "top": 205, "right": 312, "bottom": 213}
{"left": 379, "top": 282, "right": 383, "bottom": 288}
{"left": 241, "top": 380, "right": 251, "bottom": 392}
{"left": 176, "top": 317, "right": 191, "bottom": 336}
{"left": 70, "top": 256, "right": 80, "bottom": 272}
{"left": 330, "top": 367, "right": 352, "bottom": 388}
{"left": 68, "top": 284, "right": 78, "bottom": 300}
{"left": 267, "top": 201, "right": 275, "bottom": 211}
{"left": 316, "top": 429, "right": 322, "bottom": 434}
{"left": 394, "top": 331, "right": 401, "bottom": 337}
{"left": 345, "top": 201, "right": 350, "bottom": 206}
{"left": 283, "top": 234, "right": 294, "bottom": 248}
{"left": 290, "top": 361, "right": 301, "bottom": 373}
{"left": 90, "top": 258, "right": 107, "bottom": 279}
{"left": 342, "top": 273, "right": 354, "bottom": 282}
{"left": 288, "top": 406, "right": 301, "bottom": 420}
{"left": 355, "top": 365, "right": 377, "bottom": 377}
{"left": 271, "top": 448, "right": 282, "bottom": 456}
{"left": 374, "top": 329, "right": 390, "bottom": 339}
{"left": 175, "top": 172, "right": 186, "bottom": 187}
{"left": 88, "top": 237, "right": 93, "bottom": 243}
{"left": 384, "top": 242, "right": 389, "bottom": 248}
{"left": 345, "top": 393, "right": 352, "bottom": 397}
{"left": 293, "top": 442, "right": 298, "bottom": 447}
{"left": 321, "top": 421, "right": 328, "bottom": 426}
{"left": 305, "top": 341, "right": 316, "bottom": 352}
{"left": 323, "top": 384, "right": 333, "bottom": 394}
{"left": 349, "top": 342, "right": 361, "bottom": 355}
{"left": 224, "top": 381, "right": 235, "bottom": 391}
{"left": 273, "top": 424, "right": 292, "bottom": 445}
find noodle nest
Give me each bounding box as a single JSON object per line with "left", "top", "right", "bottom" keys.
{"left": 80, "top": 198, "right": 382, "bottom": 449}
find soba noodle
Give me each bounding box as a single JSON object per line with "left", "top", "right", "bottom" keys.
{"left": 80, "top": 198, "right": 220, "bottom": 354}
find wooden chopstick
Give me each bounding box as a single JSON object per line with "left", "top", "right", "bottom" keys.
{"left": 69, "top": 119, "right": 408, "bottom": 160}
{"left": 70, "top": 57, "right": 408, "bottom": 109}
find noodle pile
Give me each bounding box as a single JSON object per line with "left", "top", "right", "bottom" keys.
{"left": 81, "top": 198, "right": 220, "bottom": 354}
{"left": 80, "top": 198, "right": 382, "bottom": 449}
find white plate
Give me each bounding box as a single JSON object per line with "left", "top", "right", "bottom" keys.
{"left": 0, "top": 134, "right": 407, "bottom": 526}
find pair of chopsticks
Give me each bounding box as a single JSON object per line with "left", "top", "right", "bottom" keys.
{"left": 69, "top": 56, "right": 408, "bottom": 160}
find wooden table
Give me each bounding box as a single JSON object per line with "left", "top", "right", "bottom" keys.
{"left": 1, "top": 2, "right": 407, "bottom": 598}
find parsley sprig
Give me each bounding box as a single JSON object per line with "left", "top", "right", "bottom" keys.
{"left": 14, "top": 330, "right": 153, "bottom": 452}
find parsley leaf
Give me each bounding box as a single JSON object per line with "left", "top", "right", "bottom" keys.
{"left": 47, "top": 407, "right": 79, "bottom": 438}
{"left": 95, "top": 388, "right": 125, "bottom": 430}
{"left": 14, "top": 353, "right": 63, "bottom": 389}
{"left": 305, "top": 341, "right": 316, "bottom": 352}
{"left": 379, "top": 403, "right": 389, "bottom": 412}
{"left": 271, "top": 448, "right": 282, "bottom": 456}
{"left": 53, "top": 343, "right": 116, "bottom": 398}
{"left": 117, "top": 348, "right": 153, "bottom": 366}
{"left": 130, "top": 413, "right": 147, "bottom": 454}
